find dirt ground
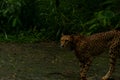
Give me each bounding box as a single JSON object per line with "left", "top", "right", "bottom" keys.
{"left": 0, "top": 42, "right": 120, "bottom": 80}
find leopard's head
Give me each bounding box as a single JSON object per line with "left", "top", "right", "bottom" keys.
{"left": 60, "top": 34, "right": 74, "bottom": 49}
{"left": 60, "top": 34, "right": 85, "bottom": 50}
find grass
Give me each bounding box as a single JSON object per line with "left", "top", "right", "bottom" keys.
{"left": 0, "top": 33, "right": 48, "bottom": 43}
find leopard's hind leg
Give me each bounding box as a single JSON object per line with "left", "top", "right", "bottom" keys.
{"left": 102, "top": 41, "right": 119, "bottom": 80}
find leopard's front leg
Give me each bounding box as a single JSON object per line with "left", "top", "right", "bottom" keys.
{"left": 80, "top": 58, "right": 92, "bottom": 80}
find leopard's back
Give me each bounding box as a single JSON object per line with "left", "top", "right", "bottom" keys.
{"left": 79, "top": 30, "right": 120, "bottom": 56}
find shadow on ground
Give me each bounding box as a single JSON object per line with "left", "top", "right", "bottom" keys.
{"left": 0, "top": 42, "right": 120, "bottom": 80}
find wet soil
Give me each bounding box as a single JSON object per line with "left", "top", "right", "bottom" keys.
{"left": 0, "top": 42, "right": 120, "bottom": 80}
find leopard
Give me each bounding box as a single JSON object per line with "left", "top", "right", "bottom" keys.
{"left": 60, "top": 30, "right": 120, "bottom": 80}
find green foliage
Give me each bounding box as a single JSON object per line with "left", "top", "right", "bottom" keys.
{"left": 0, "top": 0, "right": 120, "bottom": 42}
{"left": 82, "top": 10, "right": 116, "bottom": 34}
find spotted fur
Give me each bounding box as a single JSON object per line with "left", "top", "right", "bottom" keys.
{"left": 60, "top": 30, "right": 120, "bottom": 80}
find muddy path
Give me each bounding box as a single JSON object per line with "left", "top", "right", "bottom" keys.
{"left": 0, "top": 42, "right": 120, "bottom": 80}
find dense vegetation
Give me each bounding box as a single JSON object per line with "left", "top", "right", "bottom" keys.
{"left": 0, "top": 0, "right": 120, "bottom": 42}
